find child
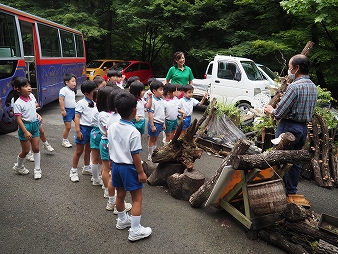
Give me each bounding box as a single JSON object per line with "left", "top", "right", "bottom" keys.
{"left": 163, "top": 83, "right": 185, "bottom": 144}
{"left": 115, "top": 71, "right": 125, "bottom": 89}
{"left": 69, "top": 80, "right": 97, "bottom": 182}
{"left": 100, "top": 87, "right": 132, "bottom": 212}
{"left": 93, "top": 76, "right": 106, "bottom": 88}
{"left": 89, "top": 88, "right": 103, "bottom": 186}
{"left": 59, "top": 73, "right": 77, "bottom": 148}
{"left": 126, "top": 76, "right": 140, "bottom": 89}
{"left": 178, "top": 84, "right": 207, "bottom": 137}
{"left": 108, "top": 92, "right": 152, "bottom": 241}
{"left": 12, "top": 77, "right": 42, "bottom": 179}
{"left": 129, "top": 81, "right": 152, "bottom": 135}
{"left": 147, "top": 80, "right": 165, "bottom": 161}
{"left": 106, "top": 70, "right": 124, "bottom": 88}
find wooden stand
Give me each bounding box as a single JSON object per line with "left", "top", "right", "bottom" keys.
{"left": 218, "top": 168, "right": 282, "bottom": 238}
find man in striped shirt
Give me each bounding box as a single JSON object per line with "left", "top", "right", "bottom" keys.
{"left": 264, "top": 54, "right": 318, "bottom": 206}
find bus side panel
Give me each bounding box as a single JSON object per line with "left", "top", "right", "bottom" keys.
{"left": 35, "top": 60, "right": 85, "bottom": 106}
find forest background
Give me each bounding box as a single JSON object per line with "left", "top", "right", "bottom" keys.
{"left": 5, "top": 0, "right": 338, "bottom": 99}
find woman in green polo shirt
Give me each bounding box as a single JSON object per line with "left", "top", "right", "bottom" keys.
{"left": 165, "top": 51, "right": 194, "bottom": 89}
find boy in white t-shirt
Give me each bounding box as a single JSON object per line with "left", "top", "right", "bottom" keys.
{"left": 178, "top": 84, "right": 207, "bottom": 137}
{"left": 108, "top": 92, "right": 151, "bottom": 241}
{"left": 69, "top": 80, "right": 97, "bottom": 182}
{"left": 59, "top": 73, "right": 77, "bottom": 148}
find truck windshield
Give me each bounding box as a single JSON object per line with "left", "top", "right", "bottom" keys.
{"left": 241, "top": 61, "right": 264, "bottom": 81}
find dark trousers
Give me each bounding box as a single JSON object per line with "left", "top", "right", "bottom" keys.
{"left": 275, "top": 119, "right": 307, "bottom": 194}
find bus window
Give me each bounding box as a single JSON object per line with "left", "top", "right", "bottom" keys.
{"left": 19, "top": 21, "right": 34, "bottom": 56}
{"left": 0, "top": 60, "right": 17, "bottom": 79}
{"left": 75, "top": 34, "right": 84, "bottom": 57}
{"left": 0, "top": 12, "right": 20, "bottom": 57}
{"left": 37, "top": 23, "right": 61, "bottom": 57}
{"left": 60, "top": 30, "right": 75, "bottom": 57}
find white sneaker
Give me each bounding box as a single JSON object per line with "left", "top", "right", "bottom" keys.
{"left": 106, "top": 201, "right": 115, "bottom": 211}
{"left": 13, "top": 165, "right": 29, "bottom": 175}
{"left": 128, "top": 225, "right": 152, "bottom": 241}
{"left": 34, "top": 169, "right": 42, "bottom": 179}
{"left": 62, "top": 139, "right": 72, "bottom": 148}
{"left": 69, "top": 171, "right": 79, "bottom": 182}
{"left": 92, "top": 178, "right": 103, "bottom": 186}
{"left": 116, "top": 215, "right": 131, "bottom": 229}
{"left": 147, "top": 154, "right": 152, "bottom": 161}
{"left": 25, "top": 152, "right": 34, "bottom": 162}
{"left": 106, "top": 202, "right": 132, "bottom": 214}
{"left": 43, "top": 143, "right": 54, "bottom": 152}
{"left": 82, "top": 166, "right": 92, "bottom": 175}
{"left": 103, "top": 188, "right": 109, "bottom": 198}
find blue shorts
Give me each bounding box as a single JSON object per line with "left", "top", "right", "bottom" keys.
{"left": 90, "top": 126, "right": 102, "bottom": 149}
{"left": 100, "top": 138, "right": 109, "bottom": 161}
{"left": 147, "top": 121, "right": 164, "bottom": 137}
{"left": 132, "top": 118, "right": 145, "bottom": 134}
{"left": 165, "top": 119, "right": 178, "bottom": 133}
{"left": 182, "top": 115, "right": 192, "bottom": 130}
{"left": 63, "top": 108, "right": 75, "bottom": 122}
{"left": 112, "top": 162, "right": 143, "bottom": 191}
{"left": 74, "top": 125, "right": 93, "bottom": 145}
{"left": 18, "top": 120, "right": 40, "bottom": 140}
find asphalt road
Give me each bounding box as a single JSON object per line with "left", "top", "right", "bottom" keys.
{"left": 1, "top": 92, "right": 337, "bottom": 254}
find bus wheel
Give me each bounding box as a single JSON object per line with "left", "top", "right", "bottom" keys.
{"left": 0, "top": 91, "right": 18, "bottom": 134}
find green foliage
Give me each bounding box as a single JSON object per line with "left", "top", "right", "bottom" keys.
{"left": 316, "top": 86, "right": 336, "bottom": 105}
{"left": 315, "top": 86, "right": 338, "bottom": 130}
{"left": 251, "top": 116, "right": 276, "bottom": 136}
{"left": 215, "top": 102, "right": 240, "bottom": 118}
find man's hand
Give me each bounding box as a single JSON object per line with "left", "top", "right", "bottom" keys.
{"left": 264, "top": 105, "right": 274, "bottom": 115}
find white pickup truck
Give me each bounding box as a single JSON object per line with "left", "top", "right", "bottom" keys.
{"left": 193, "top": 55, "right": 276, "bottom": 113}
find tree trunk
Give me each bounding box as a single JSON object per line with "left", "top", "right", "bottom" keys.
{"left": 189, "top": 139, "right": 251, "bottom": 208}
{"left": 147, "top": 162, "right": 185, "bottom": 186}
{"left": 167, "top": 169, "right": 205, "bottom": 201}
{"left": 231, "top": 150, "right": 311, "bottom": 170}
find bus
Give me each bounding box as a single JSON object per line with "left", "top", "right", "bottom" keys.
{"left": 0, "top": 4, "right": 86, "bottom": 133}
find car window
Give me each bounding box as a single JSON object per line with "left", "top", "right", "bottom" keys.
{"left": 217, "top": 61, "right": 238, "bottom": 80}
{"left": 87, "top": 61, "right": 103, "bottom": 68}
{"left": 139, "top": 63, "right": 150, "bottom": 70}
{"left": 102, "top": 61, "right": 114, "bottom": 69}
{"left": 128, "top": 63, "right": 141, "bottom": 72}
{"left": 241, "top": 61, "right": 264, "bottom": 81}
{"left": 207, "top": 63, "right": 213, "bottom": 75}
{"left": 112, "top": 61, "right": 131, "bottom": 71}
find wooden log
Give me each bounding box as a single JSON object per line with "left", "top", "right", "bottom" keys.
{"left": 189, "top": 139, "right": 251, "bottom": 208}
{"left": 311, "top": 118, "right": 325, "bottom": 187}
{"left": 285, "top": 221, "right": 338, "bottom": 247}
{"left": 312, "top": 158, "right": 324, "bottom": 187}
{"left": 283, "top": 203, "right": 308, "bottom": 222}
{"left": 142, "top": 161, "right": 155, "bottom": 177}
{"left": 258, "top": 229, "right": 310, "bottom": 254}
{"left": 273, "top": 132, "right": 295, "bottom": 150}
{"left": 331, "top": 150, "right": 338, "bottom": 187}
{"left": 314, "top": 114, "right": 334, "bottom": 187}
{"left": 315, "top": 239, "right": 338, "bottom": 254}
{"left": 166, "top": 169, "right": 205, "bottom": 201}
{"left": 147, "top": 162, "right": 185, "bottom": 186}
{"left": 231, "top": 150, "right": 311, "bottom": 170}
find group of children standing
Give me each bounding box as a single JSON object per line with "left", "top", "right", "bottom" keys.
{"left": 11, "top": 71, "right": 207, "bottom": 241}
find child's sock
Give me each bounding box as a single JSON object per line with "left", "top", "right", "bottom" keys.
{"left": 109, "top": 195, "right": 116, "bottom": 204}
{"left": 131, "top": 215, "right": 141, "bottom": 232}
{"left": 17, "top": 155, "right": 25, "bottom": 168}
{"left": 70, "top": 167, "right": 78, "bottom": 173}
{"left": 33, "top": 152, "right": 41, "bottom": 169}
{"left": 117, "top": 210, "right": 127, "bottom": 222}
{"left": 63, "top": 138, "right": 68, "bottom": 142}
{"left": 42, "top": 141, "right": 49, "bottom": 146}
{"left": 91, "top": 163, "right": 100, "bottom": 181}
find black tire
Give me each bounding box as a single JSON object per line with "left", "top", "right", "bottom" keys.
{"left": 0, "top": 90, "right": 18, "bottom": 134}
{"left": 237, "top": 102, "right": 252, "bottom": 114}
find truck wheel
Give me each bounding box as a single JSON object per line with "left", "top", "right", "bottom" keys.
{"left": 237, "top": 102, "right": 251, "bottom": 114}
{"left": 0, "top": 91, "right": 18, "bottom": 134}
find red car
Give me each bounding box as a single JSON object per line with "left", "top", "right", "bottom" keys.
{"left": 103, "top": 60, "right": 154, "bottom": 86}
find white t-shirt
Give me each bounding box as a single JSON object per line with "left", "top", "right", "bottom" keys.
{"left": 178, "top": 97, "right": 200, "bottom": 116}
{"left": 98, "top": 111, "right": 111, "bottom": 139}
{"left": 108, "top": 119, "right": 142, "bottom": 164}
{"left": 59, "top": 86, "right": 76, "bottom": 108}
{"left": 164, "top": 98, "right": 179, "bottom": 121}
{"left": 148, "top": 96, "right": 165, "bottom": 124}
{"left": 136, "top": 98, "right": 147, "bottom": 119}
{"left": 107, "top": 112, "right": 121, "bottom": 130}
{"left": 75, "top": 97, "right": 97, "bottom": 126}
{"left": 13, "top": 94, "right": 38, "bottom": 122}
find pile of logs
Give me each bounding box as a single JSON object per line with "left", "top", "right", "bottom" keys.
{"left": 259, "top": 203, "right": 338, "bottom": 254}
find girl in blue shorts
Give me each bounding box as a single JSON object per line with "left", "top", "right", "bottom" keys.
{"left": 12, "top": 77, "right": 42, "bottom": 179}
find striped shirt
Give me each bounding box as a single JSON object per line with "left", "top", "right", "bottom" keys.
{"left": 273, "top": 75, "right": 317, "bottom": 122}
